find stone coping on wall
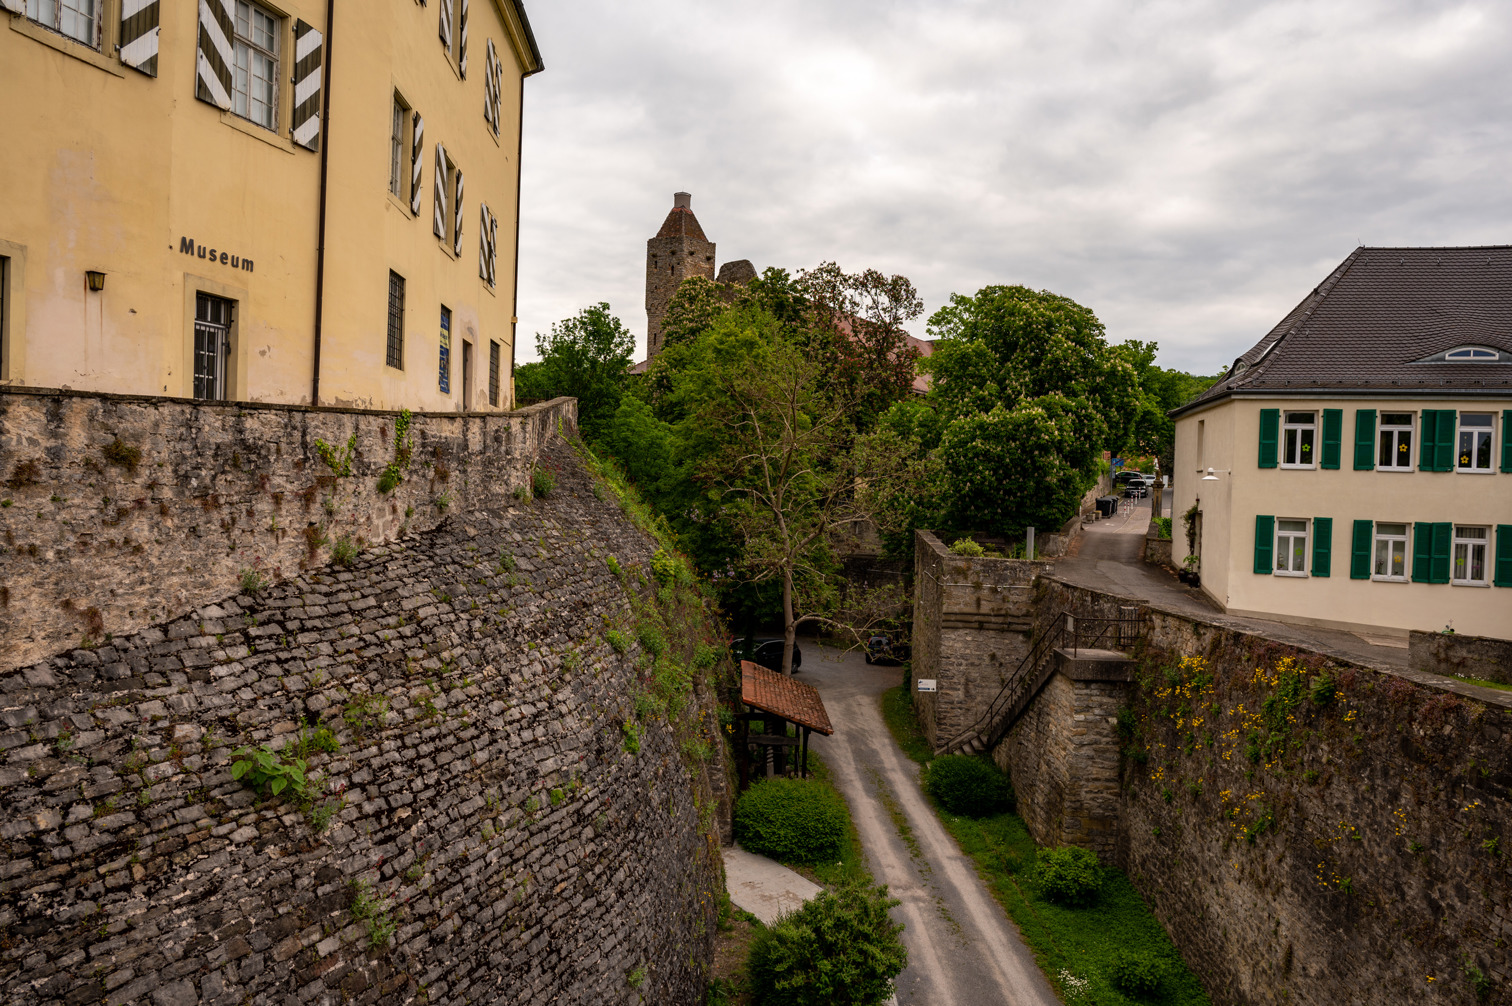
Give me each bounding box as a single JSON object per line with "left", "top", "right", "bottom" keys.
{"left": 1408, "top": 630, "right": 1512, "bottom": 686}
{"left": 1044, "top": 572, "right": 1512, "bottom": 711}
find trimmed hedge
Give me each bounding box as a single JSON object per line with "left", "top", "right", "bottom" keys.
{"left": 1034, "top": 845, "right": 1103, "bottom": 906}
{"left": 747, "top": 882, "right": 907, "bottom": 1006}
{"left": 924, "top": 755, "right": 1013, "bottom": 817}
{"left": 735, "top": 778, "right": 848, "bottom": 865}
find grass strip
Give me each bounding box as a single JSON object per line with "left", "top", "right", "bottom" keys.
{"left": 881, "top": 685, "right": 1211, "bottom": 1006}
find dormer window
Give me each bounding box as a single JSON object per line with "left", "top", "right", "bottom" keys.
{"left": 1413, "top": 345, "right": 1507, "bottom": 363}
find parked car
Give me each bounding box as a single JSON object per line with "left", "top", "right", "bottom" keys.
{"left": 1112, "top": 470, "right": 1146, "bottom": 486}
{"left": 730, "top": 637, "right": 802, "bottom": 672}
{"left": 864, "top": 634, "right": 910, "bottom": 665}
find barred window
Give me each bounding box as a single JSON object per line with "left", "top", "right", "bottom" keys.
{"left": 386, "top": 271, "right": 405, "bottom": 370}
{"left": 488, "top": 340, "right": 500, "bottom": 406}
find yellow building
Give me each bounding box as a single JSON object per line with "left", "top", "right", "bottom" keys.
{"left": 0, "top": 0, "right": 542, "bottom": 409}
{"left": 1171, "top": 246, "right": 1512, "bottom": 641}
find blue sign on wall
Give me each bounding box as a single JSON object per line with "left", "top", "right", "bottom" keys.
{"left": 439, "top": 309, "right": 451, "bottom": 394}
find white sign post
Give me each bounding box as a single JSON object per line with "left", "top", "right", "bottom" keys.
{"left": 916, "top": 679, "right": 937, "bottom": 693}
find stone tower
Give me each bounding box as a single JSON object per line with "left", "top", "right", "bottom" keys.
{"left": 645, "top": 192, "right": 715, "bottom": 359}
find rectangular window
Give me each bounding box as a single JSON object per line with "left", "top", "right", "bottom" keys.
{"left": 1275, "top": 518, "right": 1308, "bottom": 575}
{"left": 1282, "top": 412, "right": 1315, "bottom": 467}
{"left": 1373, "top": 522, "right": 1408, "bottom": 581}
{"left": 389, "top": 93, "right": 410, "bottom": 199}
{"left": 385, "top": 271, "right": 405, "bottom": 370}
{"left": 232, "top": 1, "right": 280, "bottom": 130}
{"left": 488, "top": 340, "right": 500, "bottom": 406}
{"left": 194, "top": 293, "right": 234, "bottom": 401}
{"left": 1378, "top": 413, "right": 1414, "bottom": 470}
{"left": 1457, "top": 414, "right": 1494, "bottom": 472}
{"left": 438, "top": 305, "right": 451, "bottom": 394}
{"left": 1452, "top": 526, "right": 1489, "bottom": 585}
{"left": 26, "top": 0, "right": 99, "bottom": 47}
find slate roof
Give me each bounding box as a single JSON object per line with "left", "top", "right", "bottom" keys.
{"left": 740, "top": 660, "right": 834, "bottom": 735}
{"left": 1173, "top": 246, "right": 1512, "bottom": 416}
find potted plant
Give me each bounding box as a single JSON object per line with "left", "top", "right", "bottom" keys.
{"left": 1178, "top": 554, "right": 1201, "bottom": 586}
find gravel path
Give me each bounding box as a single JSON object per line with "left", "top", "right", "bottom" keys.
{"left": 802, "top": 642, "right": 1061, "bottom": 1006}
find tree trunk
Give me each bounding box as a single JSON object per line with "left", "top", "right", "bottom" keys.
{"left": 782, "top": 566, "right": 797, "bottom": 675}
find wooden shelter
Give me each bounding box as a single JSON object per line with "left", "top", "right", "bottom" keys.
{"left": 736, "top": 660, "right": 835, "bottom": 787}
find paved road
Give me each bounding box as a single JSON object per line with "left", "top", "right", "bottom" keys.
{"left": 802, "top": 643, "right": 1061, "bottom": 1006}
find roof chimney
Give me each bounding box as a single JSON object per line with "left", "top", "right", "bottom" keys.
{"left": 673, "top": 191, "right": 691, "bottom": 210}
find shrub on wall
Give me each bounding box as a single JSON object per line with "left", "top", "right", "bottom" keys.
{"left": 924, "top": 755, "right": 1013, "bottom": 817}
{"left": 746, "top": 882, "right": 907, "bottom": 1006}
{"left": 735, "top": 778, "right": 848, "bottom": 864}
{"left": 1035, "top": 845, "right": 1103, "bottom": 906}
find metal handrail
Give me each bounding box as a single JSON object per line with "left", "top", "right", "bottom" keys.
{"left": 939, "top": 608, "right": 1145, "bottom": 753}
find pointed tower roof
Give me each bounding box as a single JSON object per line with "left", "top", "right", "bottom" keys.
{"left": 654, "top": 192, "right": 709, "bottom": 242}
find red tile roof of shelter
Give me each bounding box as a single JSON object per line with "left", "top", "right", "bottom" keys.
{"left": 741, "top": 661, "right": 834, "bottom": 735}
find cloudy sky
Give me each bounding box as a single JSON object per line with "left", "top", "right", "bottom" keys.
{"left": 514, "top": 1, "right": 1512, "bottom": 373}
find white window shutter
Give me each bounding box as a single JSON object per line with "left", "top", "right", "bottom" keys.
{"left": 478, "top": 205, "right": 490, "bottom": 283}
{"left": 452, "top": 169, "right": 465, "bottom": 257}
{"left": 195, "top": 0, "right": 235, "bottom": 110}
{"left": 0, "top": 0, "right": 24, "bottom": 13}
{"left": 119, "top": 0, "right": 160, "bottom": 76}
{"left": 438, "top": 0, "right": 452, "bottom": 51}
{"left": 434, "top": 144, "right": 448, "bottom": 239}
{"left": 457, "top": 0, "right": 469, "bottom": 78}
{"left": 291, "top": 20, "right": 324, "bottom": 151}
{"left": 410, "top": 112, "right": 425, "bottom": 216}
{"left": 488, "top": 211, "right": 499, "bottom": 287}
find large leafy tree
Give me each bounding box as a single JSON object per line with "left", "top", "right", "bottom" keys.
{"left": 1114, "top": 339, "right": 1222, "bottom": 469}
{"left": 903, "top": 285, "right": 1140, "bottom": 539}
{"left": 512, "top": 303, "right": 633, "bottom": 442}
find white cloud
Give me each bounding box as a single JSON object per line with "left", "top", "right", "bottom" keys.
{"left": 516, "top": 0, "right": 1512, "bottom": 373}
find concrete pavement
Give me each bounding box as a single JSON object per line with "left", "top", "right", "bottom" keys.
{"left": 801, "top": 643, "right": 1061, "bottom": 1006}
{"left": 723, "top": 845, "right": 823, "bottom": 926}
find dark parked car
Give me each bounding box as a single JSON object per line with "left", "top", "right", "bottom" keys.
{"left": 864, "top": 634, "right": 910, "bottom": 665}
{"left": 731, "top": 637, "right": 802, "bottom": 672}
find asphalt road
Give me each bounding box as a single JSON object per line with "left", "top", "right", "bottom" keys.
{"left": 801, "top": 642, "right": 1061, "bottom": 1006}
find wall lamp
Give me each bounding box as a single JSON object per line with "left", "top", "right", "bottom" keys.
{"left": 1200, "top": 467, "right": 1231, "bottom": 481}
{"left": 85, "top": 270, "right": 106, "bottom": 292}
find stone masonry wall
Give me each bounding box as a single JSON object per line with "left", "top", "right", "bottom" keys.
{"left": 1031, "top": 577, "right": 1512, "bottom": 1006}
{"left": 911, "top": 530, "right": 1051, "bottom": 750}
{"left": 993, "top": 664, "right": 1128, "bottom": 858}
{"left": 1, "top": 388, "right": 571, "bottom": 672}
{"left": 0, "top": 433, "right": 729, "bottom": 1006}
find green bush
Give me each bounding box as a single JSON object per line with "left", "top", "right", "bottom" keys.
{"left": 1035, "top": 845, "right": 1103, "bottom": 906}
{"left": 735, "top": 778, "right": 848, "bottom": 865}
{"left": 746, "top": 883, "right": 906, "bottom": 1006}
{"left": 1153, "top": 516, "right": 1173, "bottom": 540}
{"left": 533, "top": 464, "right": 556, "bottom": 497}
{"left": 948, "top": 538, "right": 985, "bottom": 557}
{"left": 924, "top": 755, "right": 1013, "bottom": 817}
{"left": 650, "top": 548, "right": 679, "bottom": 585}
{"left": 1108, "top": 951, "right": 1166, "bottom": 996}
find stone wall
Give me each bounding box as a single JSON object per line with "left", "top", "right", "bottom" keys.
{"left": 1409, "top": 630, "right": 1512, "bottom": 685}
{"left": 1025, "top": 578, "right": 1512, "bottom": 1006}
{"left": 910, "top": 531, "right": 1051, "bottom": 750}
{"left": 1, "top": 388, "right": 569, "bottom": 673}
{"left": 992, "top": 649, "right": 1131, "bottom": 857}
{"left": 0, "top": 430, "right": 730, "bottom": 1005}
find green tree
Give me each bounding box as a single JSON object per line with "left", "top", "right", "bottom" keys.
{"left": 1114, "top": 339, "right": 1221, "bottom": 469}
{"left": 513, "top": 303, "right": 633, "bottom": 442}
{"left": 746, "top": 882, "right": 907, "bottom": 1006}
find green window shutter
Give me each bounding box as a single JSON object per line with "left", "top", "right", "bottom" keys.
{"left": 1502, "top": 411, "right": 1512, "bottom": 473}
{"left": 1350, "top": 520, "right": 1372, "bottom": 579}
{"left": 1254, "top": 515, "right": 1274, "bottom": 574}
{"left": 1435, "top": 410, "right": 1457, "bottom": 472}
{"left": 1258, "top": 409, "right": 1279, "bottom": 469}
{"left": 1418, "top": 411, "right": 1437, "bottom": 470}
{"left": 1495, "top": 526, "right": 1512, "bottom": 587}
{"left": 1411, "top": 522, "right": 1433, "bottom": 582}
{"left": 1320, "top": 409, "right": 1342, "bottom": 469}
{"left": 1353, "top": 409, "right": 1376, "bottom": 470}
{"left": 1430, "top": 522, "right": 1452, "bottom": 584}
{"left": 1311, "top": 517, "right": 1332, "bottom": 576}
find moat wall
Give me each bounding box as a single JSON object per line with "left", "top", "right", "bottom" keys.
{"left": 0, "top": 387, "right": 569, "bottom": 673}
{"left": 0, "top": 405, "right": 729, "bottom": 1005}
{"left": 1028, "top": 578, "right": 1512, "bottom": 1006}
